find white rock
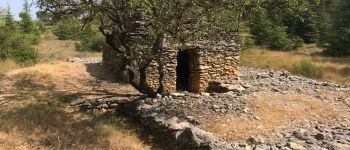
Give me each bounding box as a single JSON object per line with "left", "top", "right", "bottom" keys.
{"left": 287, "top": 142, "right": 306, "bottom": 150}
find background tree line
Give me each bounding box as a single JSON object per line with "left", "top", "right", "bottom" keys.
{"left": 1, "top": 0, "right": 348, "bottom": 96}
{"left": 248, "top": 0, "right": 349, "bottom": 56}
{"left": 0, "top": 0, "right": 42, "bottom": 65}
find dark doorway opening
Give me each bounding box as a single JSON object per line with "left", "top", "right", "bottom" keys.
{"left": 176, "top": 51, "right": 190, "bottom": 91}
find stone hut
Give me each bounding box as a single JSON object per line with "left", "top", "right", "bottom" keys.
{"left": 103, "top": 40, "right": 240, "bottom": 93}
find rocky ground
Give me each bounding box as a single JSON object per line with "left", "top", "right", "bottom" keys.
{"left": 70, "top": 57, "right": 350, "bottom": 150}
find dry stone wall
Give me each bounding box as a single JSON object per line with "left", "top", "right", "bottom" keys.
{"left": 146, "top": 48, "right": 178, "bottom": 92}
{"left": 146, "top": 40, "right": 240, "bottom": 93}
{"left": 103, "top": 40, "right": 240, "bottom": 93}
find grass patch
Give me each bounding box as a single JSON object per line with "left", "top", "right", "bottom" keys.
{"left": 0, "top": 99, "right": 150, "bottom": 149}
{"left": 290, "top": 60, "right": 323, "bottom": 78}
{"left": 0, "top": 59, "right": 20, "bottom": 75}
{"left": 0, "top": 59, "right": 20, "bottom": 81}
{"left": 34, "top": 32, "right": 101, "bottom": 62}
{"left": 240, "top": 48, "right": 350, "bottom": 84}
{"left": 0, "top": 65, "right": 153, "bottom": 149}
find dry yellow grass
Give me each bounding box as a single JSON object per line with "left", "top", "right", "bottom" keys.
{"left": 200, "top": 92, "right": 350, "bottom": 142}
{"left": 0, "top": 32, "right": 158, "bottom": 149}
{"left": 34, "top": 33, "right": 101, "bottom": 62}
{"left": 0, "top": 59, "right": 20, "bottom": 75}
{"left": 240, "top": 48, "right": 350, "bottom": 84}
{"left": 0, "top": 62, "right": 153, "bottom": 150}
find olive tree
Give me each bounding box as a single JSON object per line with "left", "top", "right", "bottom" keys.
{"left": 37, "top": 0, "right": 240, "bottom": 96}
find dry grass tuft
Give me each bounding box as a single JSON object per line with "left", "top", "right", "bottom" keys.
{"left": 0, "top": 59, "right": 20, "bottom": 75}
{"left": 240, "top": 48, "right": 350, "bottom": 84}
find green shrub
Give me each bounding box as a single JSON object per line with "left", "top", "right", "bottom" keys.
{"left": 250, "top": 9, "right": 273, "bottom": 45}
{"left": 250, "top": 9, "right": 293, "bottom": 51}
{"left": 75, "top": 24, "right": 105, "bottom": 52}
{"left": 291, "top": 36, "right": 304, "bottom": 50}
{"left": 53, "top": 17, "right": 81, "bottom": 40}
{"left": 266, "top": 26, "right": 293, "bottom": 50}
{"left": 240, "top": 35, "right": 255, "bottom": 51}
{"left": 0, "top": 29, "right": 38, "bottom": 65}
{"left": 324, "top": 0, "right": 350, "bottom": 56}
{"left": 24, "top": 31, "right": 41, "bottom": 45}
{"left": 76, "top": 33, "right": 105, "bottom": 52}
{"left": 290, "top": 60, "right": 323, "bottom": 78}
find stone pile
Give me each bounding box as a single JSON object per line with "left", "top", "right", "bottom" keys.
{"left": 135, "top": 92, "right": 252, "bottom": 125}
{"left": 69, "top": 97, "right": 130, "bottom": 113}
{"left": 68, "top": 65, "right": 349, "bottom": 149}
{"left": 66, "top": 56, "right": 102, "bottom": 64}
{"left": 234, "top": 123, "right": 350, "bottom": 150}
{"left": 208, "top": 67, "right": 349, "bottom": 95}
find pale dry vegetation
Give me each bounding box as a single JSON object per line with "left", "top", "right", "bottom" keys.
{"left": 34, "top": 33, "right": 101, "bottom": 62}
{"left": 0, "top": 59, "right": 20, "bottom": 77}
{"left": 200, "top": 92, "right": 350, "bottom": 142}
{"left": 0, "top": 62, "right": 152, "bottom": 150}
{"left": 240, "top": 47, "right": 350, "bottom": 84}
{"left": 0, "top": 32, "right": 155, "bottom": 149}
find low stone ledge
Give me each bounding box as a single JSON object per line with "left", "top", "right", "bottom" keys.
{"left": 118, "top": 97, "right": 235, "bottom": 150}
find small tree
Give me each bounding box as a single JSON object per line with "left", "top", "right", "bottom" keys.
{"left": 53, "top": 16, "right": 81, "bottom": 40}
{"left": 19, "top": 0, "right": 34, "bottom": 34}
{"left": 250, "top": 8, "right": 292, "bottom": 50}
{"left": 250, "top": 8, "right": 273, "bottom": 45}
{"left": 4, "top": 5, "right": 15, "bottom": 30}
{"left": 0, "top": 27, "right": 38, "bottom": 65}
{"left": 325, "top": 0, "right": 350, "bottom": 56}
{"left": 266, "top": 26, "right": 292, "bottom": 50}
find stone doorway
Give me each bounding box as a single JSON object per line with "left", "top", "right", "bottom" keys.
{"left": 176, "top": 50, "right": 192, "bottom": 91}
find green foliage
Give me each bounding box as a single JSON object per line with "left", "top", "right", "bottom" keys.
{"left": 250, "top": 9, "right": 273, "bottom": 45}
{"left": 53, "top": 17, "right": 81, "bottom": 40}
{"left": 0, "top": 4, "right": 40, "bottom": 66}
{"left": 0, "top": 7, "right": 5, "bottom": 26}
{"left": 325, "top": 0, "right": 350, "bottom": 56}
{"left": 266, "top": 26, "right": 292, "bottom": 50}
{"left": 36, "top": 11, "right": 54, "bottom": 24}
{"left": 76, "top": 34, "right": 105, "bottom": 52}
{"left": 249, "top": 0, "right": 330, "bottom": 50}
{"left": 0, "top": 29, "right": 38, "bottom": 65}
{"left": 291, "top": 36, "right": 304, "bottom": 49}
{"left": 35, "top": 21, "right": 46, "bottom": 33}
{"left": 75, "top": 25, "right": 105, "bottom": 52}
{"left": 290, "top": 60, "right": 323, "bottom": 78}
{"left": 19, "top": 0, "right": 34, "bottom": 34}
{"left": 4, "top": 6, "right": 15, "bottom": 30}
{"left": 250, "top": 9, "right": 292, "bottom": 50}
{"left": 240, "top": 35, "right": 255, "bottom": 51}
{"left": 53, "top": 18, "right": 105, "bottom": 51}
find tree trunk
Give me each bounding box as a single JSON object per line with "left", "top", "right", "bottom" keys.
{"left": 105, "top": 33, "right": 157, "bottom": 97}
{"left": 155, "top": 35, "right": 168, "bottom": 96}
{"left": 120, "top": 57, "right": 157, "bottom": 97}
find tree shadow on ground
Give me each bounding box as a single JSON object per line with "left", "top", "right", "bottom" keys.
{"left": 0, "top": 101, "right": 110, "bottom": 149}
{"left": 0, "top": 66, "right": 165, "bottom": 149}
{"left": 0, "top": 93, "right": 163, "bottom": 149}
{"left": 85, "top": 63, "right": 118, "bottom": 82}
